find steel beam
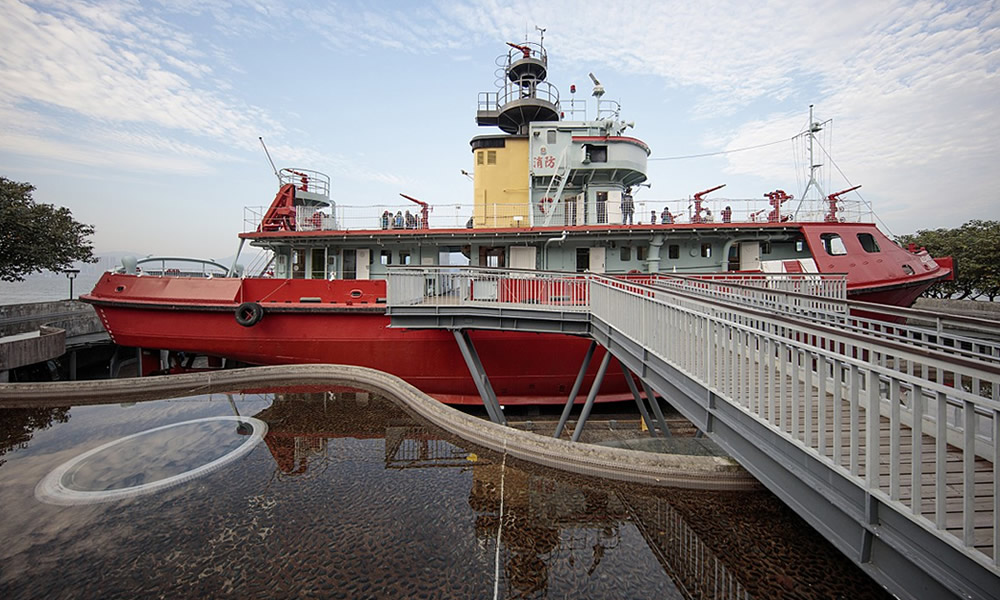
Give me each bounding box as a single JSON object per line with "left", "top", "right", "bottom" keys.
{"left": 620, "top": 359, "right": 657, "bottom": 438}
{"left": 639, "top": 378, "right": 671, "bottom": 437}
{"left": 452, "top": 329, "right": 505, "bottom": 425}
{"left": 570, "top": 351, "right": 612, "bottom": 443}
{"left": 554, "top": 340, "right": 597, "bottom": 438}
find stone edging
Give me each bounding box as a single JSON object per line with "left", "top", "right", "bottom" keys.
{"left": 0, "top": 364, "right": 761, "bottom": 491}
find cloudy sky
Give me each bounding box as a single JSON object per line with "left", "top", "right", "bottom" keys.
{"left": 1, "top": 0, "right": 998, "bottom": 259}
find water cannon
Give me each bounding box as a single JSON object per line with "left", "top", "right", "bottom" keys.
{"left": 400, "top": 193, "right": 431, "bottom": 229}
{"left": 506, "top": 41, "right": 531, "bottom": 59}
{"left": 824, "top": 185, "right": 861, "bottom": 222}
{"left": 691, "top": 184, "right": 725, "bottom": 223}
{"left": 589, "top": 72, "right": 605, "bottom": 98}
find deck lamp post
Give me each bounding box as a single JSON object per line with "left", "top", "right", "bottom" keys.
{"left": 64, "top": 268, "right": 80, "bottom": 299}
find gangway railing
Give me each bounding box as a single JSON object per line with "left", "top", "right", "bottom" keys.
{"left": 386, "top": 265, "right": 1000, "bottom": 592}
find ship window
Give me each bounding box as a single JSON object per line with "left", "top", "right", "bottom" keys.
{"left": 596, "top": 192, "right": 608, "bottom": 224}
{"left": 477, "top": 151, "right": 484, "bottom": 165}
{"left": 820, "top": 233, "right": 848, "bottom": 256}
{"left": 620, "top": 246, "right": 631, "bottom": 261}
{"left": 795, "top": 240, "right": 804, "bottom": 252}
{"left": 380, "top": 250, "right": 392, "bottom": 265}
{"left": 292, "top": 249, "right": 306, "bottom": 279}
{"left": 399, "top": 251, "right": 411, "bottom": 266}
{"left": 585, "top": 144, "right": 607, "bottom": 163}
{"left": 487, "top": 150, "right": 497, "bottom": 165}
{"left": 701, "top": 243, "right": 712, "bottom": 258}
{"left": 668, "top": 244, "right": 679, "bottom": 259}
{"left": 310, "top": 248, "right": 326, "bottom": 279}
{"left": 637, "top": 246, "right": 647, "bottom": 261}
{"left": 342, "top": 249, "right": 357, "bottom": 279}
{"left": 902, "top": 264, "right": 914, "bottom": 275}
{"left": 576, "top": 248, "right": 589, "bottom": 273}
{"left": 761, "top": 241, "right": 771, "bottom": 254}
{"left": 857, "top": 233, "right": 881, "bottom": 253}
{"left": 547, "top": 130, "right": 556, "bottom": 144}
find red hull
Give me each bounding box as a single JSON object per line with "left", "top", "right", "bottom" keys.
{"left": 84, "top": 275, "right": 629, "bottom": 406}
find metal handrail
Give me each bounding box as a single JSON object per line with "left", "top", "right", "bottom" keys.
{"left": 385, "top": 265, "right": 999, "bottom": 568}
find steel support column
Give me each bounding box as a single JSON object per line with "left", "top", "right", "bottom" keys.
{"left": 570, "top": 351, "right": 612, "bottom": 443}
{"left": 620, "top": 359, "right": 658, "bottom": 438}
{"left": 554, "top": 341, "right": 597, "bottom": 438}
{"left": 452, "top": 329, "right": 506, "bottom": 425}
{"left": 640, "top": 379, "right": 671, "bottom": 437}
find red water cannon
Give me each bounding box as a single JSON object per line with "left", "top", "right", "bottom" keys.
{"left": 400, "top": 193, "right": 430, "bottom": 229}
{"left": 506, "top": 42, "right": 532, "bottom": 59}
{"left": 824, "top": 185, "right": 861, "bottom": 222}
{"left": 765, "top": 189, "right": 793, "bottom": 222}
{"left": 691, "top": 184, "right": 726, "bottom": 223}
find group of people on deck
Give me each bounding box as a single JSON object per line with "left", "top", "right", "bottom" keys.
{"left": 380, "top": 210, "right": 423, "bottom": 230}
{"left": 623, "top": 186, "right": 732, "bottom": 225}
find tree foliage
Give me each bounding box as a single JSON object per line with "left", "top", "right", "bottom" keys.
{"left": 0, "top": 177, "right": 96, "bottom": 282}
{"left": 897, "top": 220, "right": 1000, "bottom": 300}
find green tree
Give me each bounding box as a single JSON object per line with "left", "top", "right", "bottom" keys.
{"left": 0, "top": 177, "right": 95, "bottom": 282}
{"left": 897, "top": 220, "right": 1000, "bottom": 300}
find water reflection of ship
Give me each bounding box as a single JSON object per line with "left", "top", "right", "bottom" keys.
{"left": 249, "top": 392, "right": 756, "bottom": 599}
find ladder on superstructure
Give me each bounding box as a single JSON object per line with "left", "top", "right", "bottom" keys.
{"left": 541, "top": 147, "right": 572, "bottom": 228}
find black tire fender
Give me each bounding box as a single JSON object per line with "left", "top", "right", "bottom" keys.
{"left": 235, "top": 302, "right": 264, "bottom": 327}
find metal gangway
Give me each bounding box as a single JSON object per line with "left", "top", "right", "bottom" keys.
{"left": 386, "top": 266, "right": 1000, "bottom": 600}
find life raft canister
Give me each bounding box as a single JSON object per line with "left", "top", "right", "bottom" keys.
{"left": 235, "top": 302, "right": 264, "bottom": 327}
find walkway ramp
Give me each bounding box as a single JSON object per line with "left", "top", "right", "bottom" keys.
{"left": 386, "top": 266, "right": 1000, "bottom": 600}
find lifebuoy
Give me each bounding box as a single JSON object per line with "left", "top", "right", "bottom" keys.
{"left": 537, "top": 196, "right": 554, "bottom": 215}
{"left": 235, "top": 302, "right": 264, "bottom": 327}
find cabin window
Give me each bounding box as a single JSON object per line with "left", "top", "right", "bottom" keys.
{"left": 761, "top": 241, "right": 771, "bottom": 255}
{"left": 668, "top": 244, "right": 679, "bottom": 259}
{"left": 310, "top": 248, "right": 326, "bottom": 279}
{"left": 637, "top": 246, "right": 648, "bottom": 261}
{"left": 857, "top": 233, "right": 881, "bottom": 253}
{"left": 596, "top": 192, "right": 608, "bottom": 224}
{"left": 902, "top": 264, "right": 914, "bottom": 275}
{"left": 701, "top": 243, "right": 712, "bottom": 258}
{"left": 576, "top": 248, "right": 589, "bottom": 273}
{"left": 620, "top": 246, "right": 631, "bottom": 261}
{"left": 820, "top": 233, "right": 848, "bottom": 256}
{"left": 399, "top": 251, "right": 411, "bottom": 266}
{"left": 380, "top": 250, "right": 392, "bottom": 265}
{"left": 292, "top": 249, "right": 306, "bottom": 279}
{"left": 487, "top": 150, "right": 497, "bottom": 165}
{"left": 477, "top": 151, "right": 484, "bottom": 165}
{"left": 795, "top": 240, "right": 804, "bottom": 252}
{"left": 585, "top": 144, "right": 607, "bottom": 163}
{"left": 343, "top": 249, "right": 357, "bottom": 279}
{"left": 546, "top": 130, "right": 556, "bottom": 144}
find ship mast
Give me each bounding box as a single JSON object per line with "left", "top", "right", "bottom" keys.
{"left": 795, "top": 105, "right": 832, "bottom": 218}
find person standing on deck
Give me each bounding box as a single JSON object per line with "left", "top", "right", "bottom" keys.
{"left": 621, "top": 187, "right": 634, "bottom": 225}
{"left": 650, "top": 210, "right": 657, "bottom": 225}
{"left": 721, "top": 206, "right": 732, "bottom": 223}
{"left": 661, "top": 207, "right": 673, "bottom": 224}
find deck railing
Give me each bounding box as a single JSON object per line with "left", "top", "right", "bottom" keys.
{"left": 386, "top": 266, "right": 1000, "bottom": 569}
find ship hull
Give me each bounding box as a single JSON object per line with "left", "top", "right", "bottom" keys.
{"left": 85, "top": 277, "right": 629, "bottom": 405}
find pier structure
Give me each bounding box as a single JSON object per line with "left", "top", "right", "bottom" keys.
{"left": 385, "top": 265, "right": 1000, "bottom": 600}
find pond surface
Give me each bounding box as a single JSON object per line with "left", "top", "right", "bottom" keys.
{"left": 0, "top": 388, "right": 891, "bottom": 599}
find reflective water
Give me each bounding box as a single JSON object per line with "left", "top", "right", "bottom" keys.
{"left": 0, "top": 389, "right": 892, "bottom": 599}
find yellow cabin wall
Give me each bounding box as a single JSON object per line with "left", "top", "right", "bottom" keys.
{"left": 472, "top": 138, "right": 529, "bottom": 228}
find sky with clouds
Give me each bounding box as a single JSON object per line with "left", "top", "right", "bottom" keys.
{"left": 1, "top": 0, "right": 998, "bottom": 259}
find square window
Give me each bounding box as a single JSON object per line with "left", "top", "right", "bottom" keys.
{"left": 637, "top": 246, "right": 648, "bottom": 261}
{"left": 668, "top": 244, "right": 680, "bottom": 259}
{"left": 380, "top": 250, "right": 392, "bottom": 265}
{"left": 761, "top": 241, "right": 771, "bottom": 255}
{"left": 477, "top": 151, "right": 484, "bottom": 165}
{"left": 487, "top": 150, "right": 496, "bottom": 165}
{"left": 620, "top": 246, "right": 631, "bottom": 261}
{"left": 400, "top": 251, "right": 411, "bottom": 265}
{"left": 701, "top": 243, "right": 712, "bottom": 258}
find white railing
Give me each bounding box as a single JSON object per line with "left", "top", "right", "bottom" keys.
{"left": 386, "top": 266, "right": 1000, "bottom": 568}
{"left": 387, "top": 266, "right": 589, "bottom": 311}
{"left": 241, "top": 196, "right": 877, "bottom": 233}
{"left": 588, "top": 275, "right": 998, "bottom": 568}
